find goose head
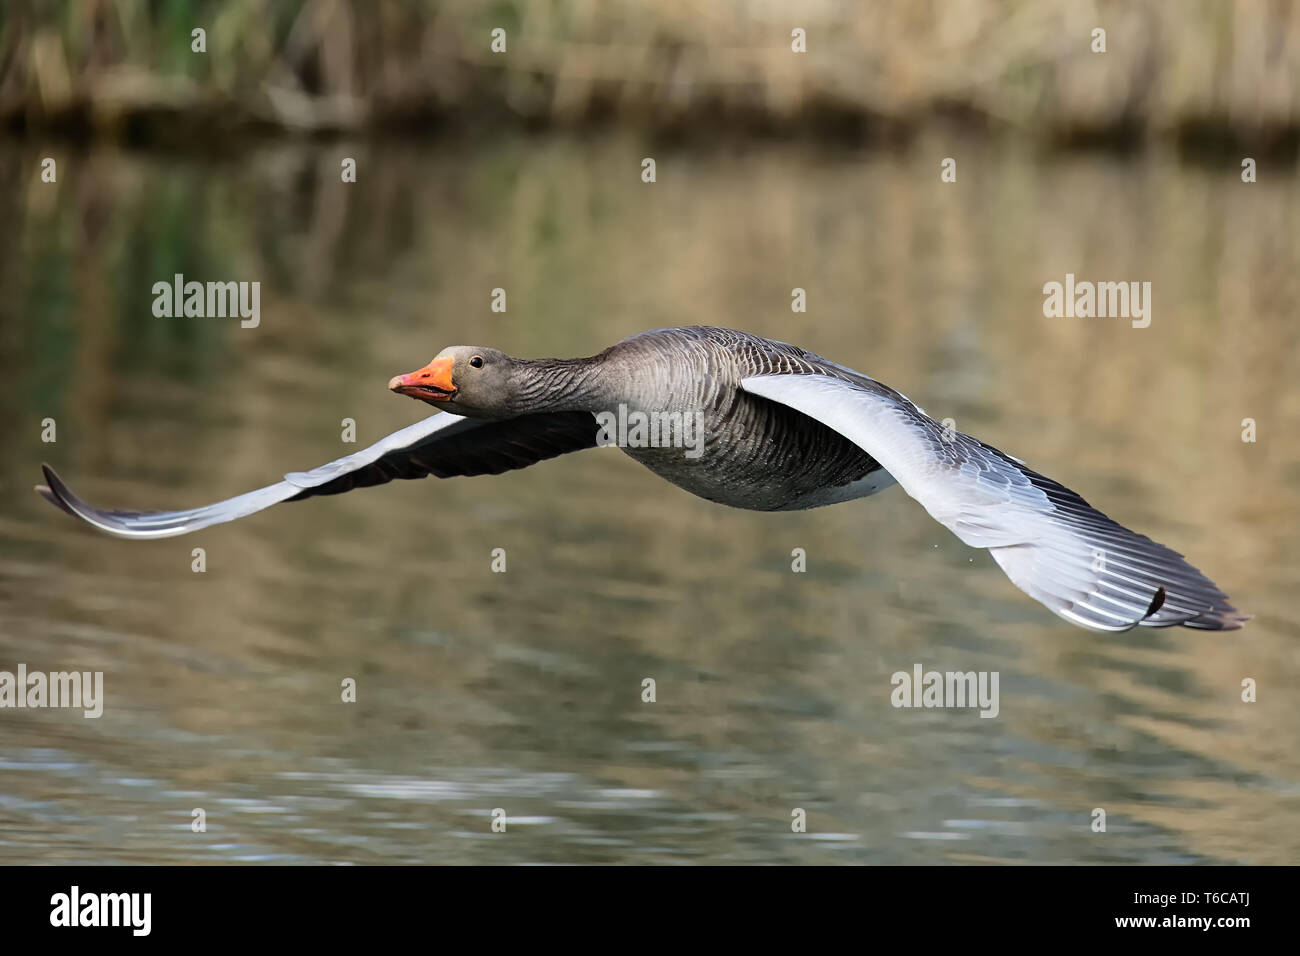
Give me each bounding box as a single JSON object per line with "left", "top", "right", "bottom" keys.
{"left": 389, "top": 346, "right": 516, "bottom": 419}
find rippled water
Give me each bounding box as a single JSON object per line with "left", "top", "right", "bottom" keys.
{"left": 0, "top": 135, "right": 1297, "bottom": 864}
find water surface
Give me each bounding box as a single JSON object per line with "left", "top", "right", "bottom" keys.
{"left": 0, "top": 135, "right": 1297, "bottom": 863}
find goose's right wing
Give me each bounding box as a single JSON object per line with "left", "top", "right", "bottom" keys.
{"left": 742, "top": 372, "right": 1246, "bottom": 632}
{"left": 37, "top": 410, "right": 599, "bottom": 539}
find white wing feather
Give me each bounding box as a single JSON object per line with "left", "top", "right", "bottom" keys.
{"left": 742, "top": 373, "right": 1244, "bottom": 631}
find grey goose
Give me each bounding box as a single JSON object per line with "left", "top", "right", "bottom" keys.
{"left": 36, "top": 326, "right": 1247, "bottom": 633}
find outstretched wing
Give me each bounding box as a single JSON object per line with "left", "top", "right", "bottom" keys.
{"left": 37, "top": 410, "right": 600, "bottom": 539}
{"left": 741, "top": 372, "right": 1246, "bottom": 632}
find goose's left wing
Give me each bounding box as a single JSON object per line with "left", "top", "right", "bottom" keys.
{"left": 37, "top": 410, "right": 600, "bottom": 539}
{"left": 741, "top": 372, "right": 1246, "bottom": 632}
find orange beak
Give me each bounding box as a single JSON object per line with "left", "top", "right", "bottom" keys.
{"left": 388, "top": 356, "right": 457, "bottom": 403}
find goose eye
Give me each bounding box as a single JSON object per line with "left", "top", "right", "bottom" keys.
{"left": 469, "top": 355, "right": 484, "bottom": 369}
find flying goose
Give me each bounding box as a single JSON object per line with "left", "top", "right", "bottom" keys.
{"left": 36, "top": 326, "right": 1246, "bottom": 632}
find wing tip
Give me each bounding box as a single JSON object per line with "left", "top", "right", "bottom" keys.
{"left": 1166, "top": 583, "right": 1251, "bottom": 631}
{"left": 1143, "top": 580, "right": 1251, "bottom": 631}
{"left": 34, "top": 463, "right": 143, "bottom": 537}
{"left": 36, "top": 464, "right": 76, "bottom": 517}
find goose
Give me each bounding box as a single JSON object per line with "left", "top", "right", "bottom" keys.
{"left": 36, "top": 326, "right": 1246, "bottom": 632}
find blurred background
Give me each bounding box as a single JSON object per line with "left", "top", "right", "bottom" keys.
{"left": 0, "top": 1, "right": 1297, "bottom": 864}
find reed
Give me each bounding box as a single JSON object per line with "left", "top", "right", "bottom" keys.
{"left": 1, "top": 0, "right": 1297, "bottom": 148}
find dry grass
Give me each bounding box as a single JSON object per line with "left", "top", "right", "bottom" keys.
{"left": 1, "top": 0, "right": 1297, "bottom": 148}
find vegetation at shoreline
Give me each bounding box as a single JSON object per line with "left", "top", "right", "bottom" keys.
{"left": 1, "top": 0, "right": 1297, "bottom": 152}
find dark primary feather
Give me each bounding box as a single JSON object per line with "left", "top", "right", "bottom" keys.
{"left": 286, "top": 410, "right": 599, "bottom": 496}
{"left": 37, "top": 411, "right": 599, "bottom": 538}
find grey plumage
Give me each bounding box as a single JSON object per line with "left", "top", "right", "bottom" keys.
{"left": 569, "top": 328, "right": 891, "bottom": 511}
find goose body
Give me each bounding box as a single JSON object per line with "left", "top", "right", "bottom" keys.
{"left": 37, "top": 326, "right": 1247, "bottom": 633}
{"left": 593, "top": 329, "right": 896, "bottom": 511}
